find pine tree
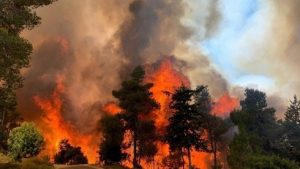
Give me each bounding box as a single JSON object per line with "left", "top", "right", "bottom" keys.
{"left": 285, "top": 95, "right": 300, "bottom": 125}
{"left": 112, "top": 66, "right": 159, "bottom": 168}
{"left": 165, "top": 86, "right": 207, "bottom": 169}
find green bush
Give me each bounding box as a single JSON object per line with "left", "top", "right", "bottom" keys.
{"left": 7, "top": 123, "right": 44, "bottom": 160}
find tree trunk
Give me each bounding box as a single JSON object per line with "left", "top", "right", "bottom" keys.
{"left": 187, "top": 148, "right": 192, "bottom": 169}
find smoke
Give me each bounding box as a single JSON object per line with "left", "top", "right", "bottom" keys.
{"left": 18, "top": 0, "right": 230, "bottom": 134}
{"left": 221, "top": 0, "right": 300, "bottom": 115}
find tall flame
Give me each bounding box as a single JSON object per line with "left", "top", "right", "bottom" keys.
{"left": 213, "top": 93, "right": 239, "bottom": 118}
{"left": 34, "top": 76, "right": 99, "bottom": 163}
{"left": 145, "top": 58, "right": 190, "bottom": 131}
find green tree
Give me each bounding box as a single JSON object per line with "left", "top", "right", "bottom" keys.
{"left": 7, "top": 122, "right": 44, "bottom": 160}
{"left": 228, "top": 127, "right": 299, "bottom": 169}
{"left": 229, "top": 89, "right": 300, "bottom": 168}
{"left": 99, "top": 114, "right": 125, "bottom": 165}
{"left": 231, "top": 88, "right": 278, "bottom": 152}
{"left": 0, "top": 0, "right": 56, "bottom": 150}
{"left": 165, "top": 86, "right": 207, "bottom": 169}
{"left": 112, "top": 66, "right": 159, "bottom": 168}
{"left": 276, "top": 95, "right": 300, "bottom": 162}
{"left": 285, "top": 95, "right": 300, "bottom": 125}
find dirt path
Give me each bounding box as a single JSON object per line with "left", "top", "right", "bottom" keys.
{"left": 55, "top": 164, "right": 102, "bottom": 169}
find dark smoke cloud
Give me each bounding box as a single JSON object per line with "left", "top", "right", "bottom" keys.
{"left": 18, "top": 0, "right": 229, "bottom": 133}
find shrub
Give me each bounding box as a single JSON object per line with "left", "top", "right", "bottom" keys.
{"left": 7, "top": 123, "right": 44, "bottom": 160}
{"left": 54, "top": 139, "right": 88, "bottom": 164}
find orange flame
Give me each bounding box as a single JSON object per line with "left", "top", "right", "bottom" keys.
{"left": 34, "top": 76, "right": 98, "bottom": 163}
{"left": 213, "top": 93, "right": 239, "bottom": 118}
{"left": 145, "top": 58, "right": 190, "bottom": 132}
{"left": 103, "top": 101, "right": 122, "bottom": 115}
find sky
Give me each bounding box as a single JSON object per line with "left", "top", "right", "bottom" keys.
{"left": 182, "top": 0, "right": 300, "bottom": 115}
{"left": 200, "top": 0, "right": 274, "bottom": 90}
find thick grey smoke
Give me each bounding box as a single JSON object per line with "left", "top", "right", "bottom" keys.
{"left": 18, "top": 0, "right": 229, "bottom": 133}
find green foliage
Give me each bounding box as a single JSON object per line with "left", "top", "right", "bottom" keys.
{"left": 0, "top": 0, "right": 56, "bottom": 148}
{"left": 228, "top": 129, "right": 299, "bottom": 169}
{"left": 0, "top": 29, "right": 32, "bottom": 129}
{"left": 7, "top": 122, "right": 44, "bottom": 160}
{"left": 274, "top": 95, "right": 300, "bottom": 162}
{"left": 0, "top": 0, "right": 57, "bottom": 34}
{"left": 54, "top": 139, "right": 88, "bottom": 165}
{"left": 99, "top": 114, "right": 125, "bottom": 165}
{"left": 230, "top": 88, "right": 278, "bottom": 152}
{"left": 229, "top": 89, "right": 300, "bottom": 168}
{"left": 112, "top": 66, "right": 159, "bottom": 167}
{"left": 285, "top": 95, "right": 300, "bottom": 125}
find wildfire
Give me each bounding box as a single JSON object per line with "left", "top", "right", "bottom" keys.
{"left": 144, "top": 58, "right": 239, "bottom": 169}
{"left": 34, "top": 76, "right": 98, "bottom": 163}
{"left": 145, "top": 57, "right": 190, "bottom": 131}
{"left": 213, "top": 93, "right": 239, "bottom": 118}
{"left": 71, "top": 57, "right": 239, "bottom": 168}
{"left": 103, "top": 101, "right": 122, "bottom": 115}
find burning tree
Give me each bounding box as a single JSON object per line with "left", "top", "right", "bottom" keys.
{"left": 112, "top": 66, "right": 159, "bottom": 168}
{"left": 165, "top": 86, "right": 208, "bottom": 169}
{"left": 54, "top": 139, "right": 88, "bottom": 165}
{"left": 194, "top": 86, "right": 230, "bottom": 169}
